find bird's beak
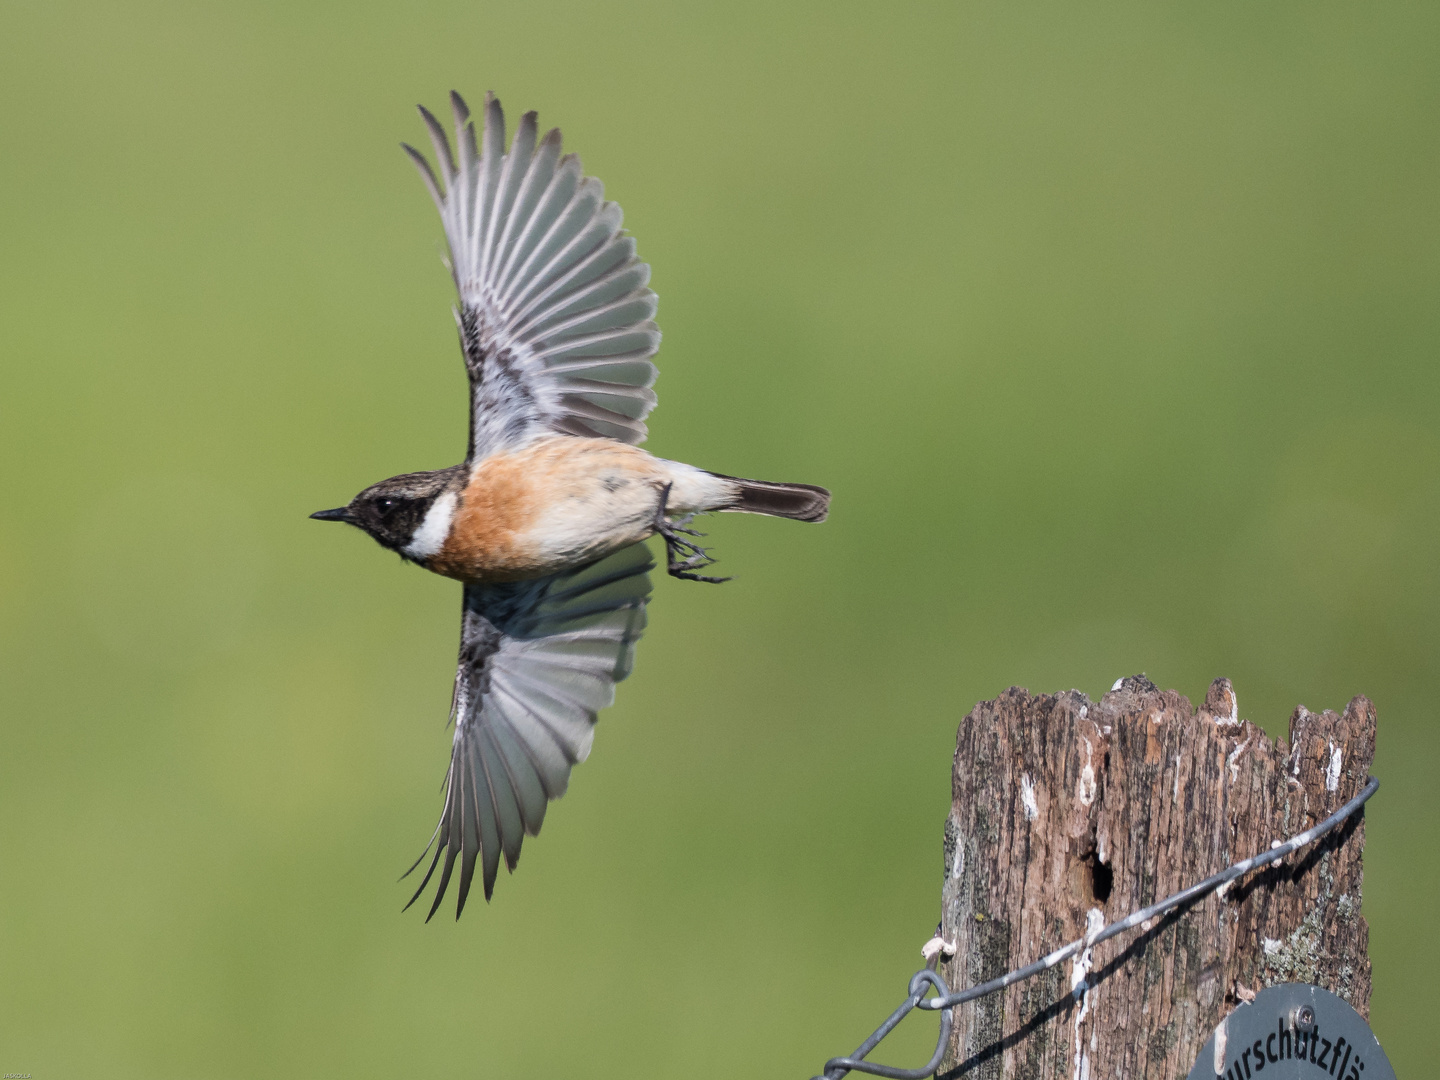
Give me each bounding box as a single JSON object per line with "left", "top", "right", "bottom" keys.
{"left": 310, "top": 507, "right": 353, "bottom": 523}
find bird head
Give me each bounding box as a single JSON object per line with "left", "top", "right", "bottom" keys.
{"left": 310, "top": 467, "right": 463, "bottom": 559}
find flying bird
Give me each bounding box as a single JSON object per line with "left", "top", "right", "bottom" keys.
{"left": 311, "top": 91, "right": 830, "bottom": 919}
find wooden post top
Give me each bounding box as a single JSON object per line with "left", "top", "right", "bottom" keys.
{"left": 939, "top": 676, "right": 1374, "bottom": 1079}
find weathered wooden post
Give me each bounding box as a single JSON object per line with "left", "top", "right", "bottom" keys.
{"left": 938, "top": 676, "right": 1374, "bottom": 1078}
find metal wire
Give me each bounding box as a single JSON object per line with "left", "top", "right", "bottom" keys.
{"left": 810, "top": 775, "right": 1378, "bottom": 1080}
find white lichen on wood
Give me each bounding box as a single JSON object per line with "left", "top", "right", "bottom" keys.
{"left": 1021, "top": 772, "right": 1039, "bottom": 822}
{"left": 1077, "top": 738, "right": 1097, "bottom": 806}
{"left": 1326, "top": 741, "right": 1343, "bottom": 792}
{"left": 1227, "top": 736, "right": 1252, "bottom": 782}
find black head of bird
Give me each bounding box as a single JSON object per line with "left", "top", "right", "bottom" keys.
{"left": 311, "top": 467, "right": 466, "bottom": 557}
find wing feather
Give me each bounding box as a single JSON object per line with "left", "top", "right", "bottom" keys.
{"left": 417, "top": 106, "right": 456, "bottom": 187}
{"left": 513, "top": 251, "right": 649, "bottom": 340}
{"left": 483, "top": 110, "right": 537, "bottom": 288}
{"left": 406, "top": 93, "right": 661, "bottom": 459}
{"left": 479, "top": 726, "right": 525, "bottom": 870}
{"left": 451, "top": 91, "right": 478, "bottom": 179}
{"left": 490, "top": 678, "right": 584, "bottom": 773}
{"left": 544, "top": 356, "right": 658, "bottom": 385}
{"left": 472, "top": 727, "right": 506, "bottom": 895}
{"left": 401, "top": 143, "right": 446, "bottom": 213}
{"left": 509, "top": 193, "right": 620, "bottom": 316}
{"left": 562, "top": 384, "right": 657, "bottom": 421}
{"left": 525, "top": 288, "right": 657, "bottom": 348}
{"left": 532, "top": 323, "right": 661, "bottom": 362}
{"left": 493, "top": 130, "right": 564, "bottom": 296}
{"left": 489, "top": 716, "right": 549, "bottom": 833}
{"left": 423, "top": 781, "right": 462, "bottom": 921}
{"left": 496, "top": 155, "right": 583, "bottom": 302}
{"left": 404, "top": 543, "right": 653, "bottom": 919}
{"left": 505, "top": 171, "right": 600, "bottom": 307}
{"left": 456, "top": 747, "right": 481, "bottom": 915}
{"left": 474, "top": 94, "right": 506, "bottom": 283}
{"left": 552, "top": 407, "right": 646, "bottom": 443}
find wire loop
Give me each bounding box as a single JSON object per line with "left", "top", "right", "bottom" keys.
{"left": 815, "top": 970, "right": 952, "bottom": 1080}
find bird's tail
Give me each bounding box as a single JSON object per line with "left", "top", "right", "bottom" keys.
{"left": 710, "top": 473, "right": 831, "bottom": 523}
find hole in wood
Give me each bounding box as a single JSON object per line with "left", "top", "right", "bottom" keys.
{"left": 1076, "top": 848, "right": 1113, "bottom": 906}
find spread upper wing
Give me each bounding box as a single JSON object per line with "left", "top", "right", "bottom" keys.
{"left": 403, "top": 542, "right": 653, "bottom": 919}
{"left": 403, "top": 91, "right": 660, "bottom": 462}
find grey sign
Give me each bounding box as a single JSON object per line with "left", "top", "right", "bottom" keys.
{"left": 1188, "top": 983, "right": 1395, "bottom": 1080}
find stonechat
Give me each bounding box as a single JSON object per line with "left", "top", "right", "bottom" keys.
{"left": 312, "top": 92, "right": 830, "bottom": 919}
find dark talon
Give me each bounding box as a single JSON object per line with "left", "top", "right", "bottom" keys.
{"left": 653, "top": 483, "right": 731, "bottom": 583}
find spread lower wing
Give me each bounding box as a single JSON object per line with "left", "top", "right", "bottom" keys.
{"left": 403, "top": 542, "right": 653, "bottom": 919}
{"left": 403, "top": 91, "right": 660, "bottom": 462}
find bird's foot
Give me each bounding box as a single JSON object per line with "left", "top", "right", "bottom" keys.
{"left": 653, "top": 483, "right": 731, "bottom": 583}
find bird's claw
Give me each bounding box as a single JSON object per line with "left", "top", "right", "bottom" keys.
{"left": 654, "top": 483, "right": 731, "bottom": 583}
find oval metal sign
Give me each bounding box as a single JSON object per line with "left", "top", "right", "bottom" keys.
{"left": 1187, "top": 983, "right": 1394, "bottom": 1080}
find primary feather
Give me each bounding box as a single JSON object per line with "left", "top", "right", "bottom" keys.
{"left": 402, "top": 92, "right": 660, "bottom": 462}
{"left": 403, "top": 542, "right": 654, "bottom": 919}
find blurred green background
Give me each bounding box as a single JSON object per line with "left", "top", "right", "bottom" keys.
{"left": 2, "top": 1, "right": 1437, "bottom": 1075}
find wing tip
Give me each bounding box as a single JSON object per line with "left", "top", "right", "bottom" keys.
{"left": 415, "top": 104, "right": 457, "bottom": 184}
{"left": 401, "top": 143, "right": 445, "bottom": 207}
{"left": 424, "top": 845, "right": 459, "bottom": 922}
{"left": 401, "top": 839, "right": 445, "bottom": 914}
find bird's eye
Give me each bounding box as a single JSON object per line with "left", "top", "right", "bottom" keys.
{"left": 376, "top": 497, "right": 398, "bottom": 515}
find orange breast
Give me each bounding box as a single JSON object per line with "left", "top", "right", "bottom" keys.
{"left": 426, "top": 437, "right": 662, "bottom": 583}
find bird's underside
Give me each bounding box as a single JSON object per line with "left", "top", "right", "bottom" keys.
{"left": 319, "top": 90, "right": 834, "bottom": 919}
{"left": 416, "top": 436, "right": 741, "bottom": 585}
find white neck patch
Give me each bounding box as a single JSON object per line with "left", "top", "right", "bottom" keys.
{"left": 402, "top": 491, "right": 457, "bottom": 559}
